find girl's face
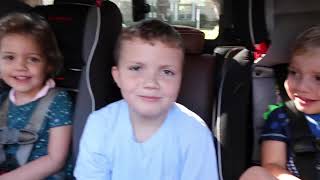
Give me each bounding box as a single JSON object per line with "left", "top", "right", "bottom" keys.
{"left": 0, "top": 33, "right": 51, "bottom": 99}
{"left": 285, "top": 48, "right": 320, "bottom": 114}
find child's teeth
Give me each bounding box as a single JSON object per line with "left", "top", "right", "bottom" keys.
{"left": 16, "top": 76, "right": 28, "bottom": 80}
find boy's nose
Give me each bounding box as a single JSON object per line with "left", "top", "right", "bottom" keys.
{"left": 143, "top": 72, "right": 160, "bottom": 89}
{"left": 295, "top": 78, "right": 311, "bottom": 92}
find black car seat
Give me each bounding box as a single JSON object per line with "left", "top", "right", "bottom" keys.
{"left": 174, "top": 26, "right": 217, "bottom": 127}
{"left": 31, "top": 0, "right": 122, "bottom": 163}
{"left": 213, "top": 46, "right": 253, "bottom": 180}
{"left": 173, "top": 25, "right": 254, "bottom": 180}
{"left": 0, "top": 0, "right": 31, "bottom": 18}
{"left": 251, "top": 0, "right": 320, "bottom": 166}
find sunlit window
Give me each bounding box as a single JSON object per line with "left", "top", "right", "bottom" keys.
{"left": 111, "top": 0, "right": 133, "bottom": 26}
{"left": 146, "top": 0, "right": 220, "bottom": 39}
{"left": 108, "top": 0, "right": 220, "bottom": 39}
{"left": 42, "top": 0, "right": 54, "bottom": 5}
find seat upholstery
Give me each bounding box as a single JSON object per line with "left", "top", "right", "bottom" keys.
{"left": 31, "top": 1, "right": 122, "bottom": 163}
{"left": 174, "top": 26, "right": 216, "bottom": 128}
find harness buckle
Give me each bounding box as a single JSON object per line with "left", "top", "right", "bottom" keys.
{"left": 0, "top": 127, "right": 38, "bottom": 145}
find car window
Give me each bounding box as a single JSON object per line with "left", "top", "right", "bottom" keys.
{"left": 42, "top": 0, "right": 54, "bottom": 5}
{"left": 111, "top": 0, "right": 220, "bottom": 40}
{"left": 37, "top": 0, "right": 220, "bottom": 40}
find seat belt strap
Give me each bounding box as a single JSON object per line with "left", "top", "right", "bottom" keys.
{"left": 0, "top": 98, "right": 9, "bottom": 164}
{"left": 284, "top": 101, "right": 319, "bottom": 180}
{"left": 16, "top": 89, "right": 59, "bottom": 165}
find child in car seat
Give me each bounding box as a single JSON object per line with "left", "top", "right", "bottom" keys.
{"left": 240, "top": 25, "right": 320, "bottom": 180}
{"left": 74, "top": 19, "right": 218, "bottom": 180}
{"left": 0, "top": 13, "right": 73, "bottom": 179}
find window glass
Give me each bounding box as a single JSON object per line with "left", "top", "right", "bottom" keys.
{"left": 111, "top": 0, "right": 134, "bottom": 26}
{"left": 111, "top": 0, "right": 219, "bottom": 39}
{"left": 42, "top": 0, "right": 54, "bottom": 5}
{"left": 147, "top": 0, "right": 220, "bottom": 39}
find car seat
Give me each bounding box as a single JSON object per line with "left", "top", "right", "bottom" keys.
{"left": 0, "top": 0, "right": 31, "bottom": 18}
{"left": 174, "top": 25, "right": 254, "bottom": 180}
{"left": 214, "top": 46, "right": 253, "bottom": 180}
{"left": 31, "top": 0, "right": 122, "bottom": 163}
{"left": 174, "top": 26, "right": 217, "bottom": 127}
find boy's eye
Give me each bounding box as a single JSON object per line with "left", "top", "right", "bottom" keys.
{"left": 288, "top": 69, "right": 296, "bottom": 75}
{"left": 28, "top": 57, "right": 41, "bottom": 63}
{"left": 128, "top": 65, "right": 141, "bottom": 71}
{"left": 162, "top": 69, "right": 175, "bottom": 76}
{"left": 315, "top": 75, "right": 320, "bottom": 81}
{"left": 2, "top": 55, "right": 14, "bottom": 61}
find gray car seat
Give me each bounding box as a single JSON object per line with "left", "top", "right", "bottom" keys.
{"left": 31, "top": 0, "right": 122, "bottom": 164}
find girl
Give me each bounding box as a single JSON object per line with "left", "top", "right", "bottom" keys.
{"left": 0, "top": 13, "right": 73, "bottom": 180}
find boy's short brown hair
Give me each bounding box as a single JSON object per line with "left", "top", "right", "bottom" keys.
{"left": 291, "top": 25, "right": 320, "bottom": 58}
{"left": 114, "top": 19, "right": 184, "bottom": 65}
{"left": 0, "top": 12, "right": 63, "bottom": 78}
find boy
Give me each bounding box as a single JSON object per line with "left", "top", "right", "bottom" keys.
{"left": 74, "top": 19, "right": 218, "bottom": 180}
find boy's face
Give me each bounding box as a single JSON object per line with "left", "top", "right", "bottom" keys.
{"left": 112, "top": 38, "right": 183, "bottom": 121}
{"left": 0, "top": 34, "right": 49, "bottom": 99}
{"left": 285, "top": 48, "right": 320, "bottom": 114}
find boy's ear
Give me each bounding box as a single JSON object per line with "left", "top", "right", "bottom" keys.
{"left": 111, "top": 66, "right": 120, "bottom": 87}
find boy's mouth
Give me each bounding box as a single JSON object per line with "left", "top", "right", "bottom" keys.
{"left": 295, "top": 96, "right": 317, "bottom": 105}
{"left": 139, "top": 95, "right": 161, "bottom": 102}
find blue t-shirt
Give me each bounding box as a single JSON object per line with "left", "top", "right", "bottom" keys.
{"left": 260, "top": 103, "right": 320, "bottom": 177}
{"left": 74, "top": 100, "right": 218, "bottom": 180}
{"left": 0, "top": 90, "right": 73, "bottom": 179}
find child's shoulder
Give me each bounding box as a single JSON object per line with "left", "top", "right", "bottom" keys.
{"left": 172, "top": 102, "right": 210, "bottom": 133}
{"left": 83, "top": 100, "right": 126, "bottom": 136}
{"left": 93, "top": 99, "right": 125, "bottom": 115}
{"left": 170, "top": 103, "right": 213, "bottom": 147}
{"left": 52, "top": 89, "right": 72, "bottom": 99}
{"left": 49, "top": 89, "right": 73, "bottom": 107}
{"left": 88, "top": 100, "right": 126, "bottom": 123}
{"left": 263, "top": 103, "right": 287, "bottom": 120}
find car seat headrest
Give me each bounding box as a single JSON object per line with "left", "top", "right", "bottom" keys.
{"left": 173, "top": 25, "right": 205, "bottom": 54}
{"left": 257, "top": 0, "right": 320, "bottom": 66}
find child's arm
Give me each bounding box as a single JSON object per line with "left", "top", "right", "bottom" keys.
{"left": 180, "top": 128, "right": 219, "bottom": 180}
{"left": 74, "top": 113, "right": 112, "bottom": 180}
{"left": 0, "top": 125, "right": 72, "bottom": 180}
{"left": 261, "top": 140, "right": 301, "bottom": 180}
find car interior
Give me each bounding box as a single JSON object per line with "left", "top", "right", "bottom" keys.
{"left": 1, "top": 0, "right": 320, "bottom": 179}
